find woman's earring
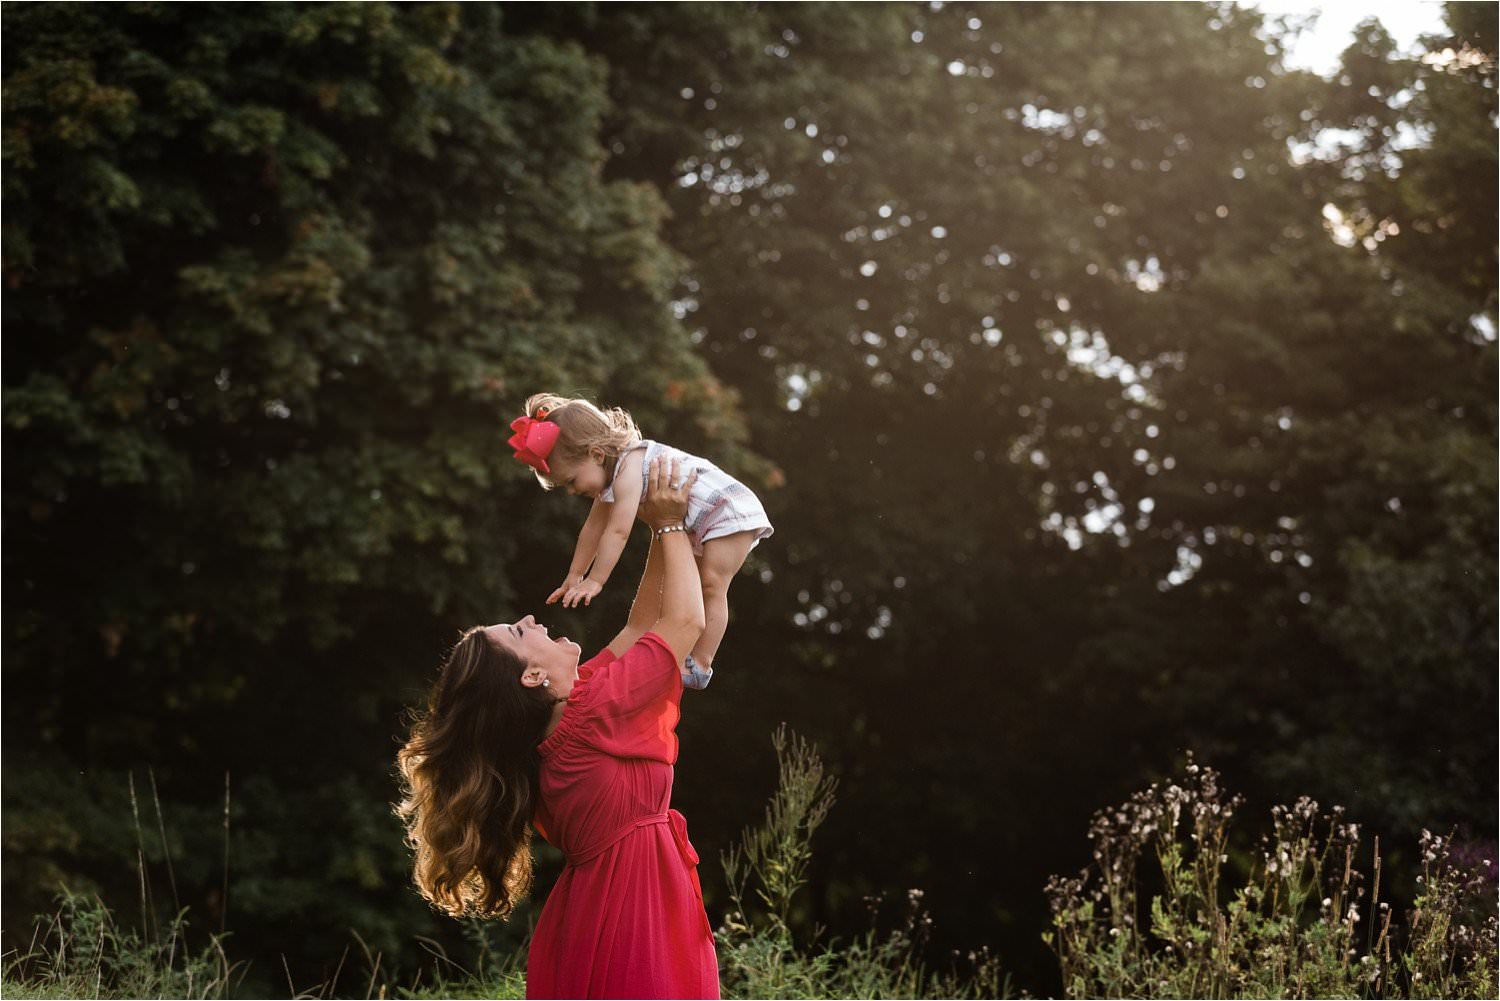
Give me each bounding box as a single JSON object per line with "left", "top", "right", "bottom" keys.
{"left": 542, "top": 678, "right": 551, "bottom": 688}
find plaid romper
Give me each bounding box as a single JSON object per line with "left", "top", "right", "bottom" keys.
{"left": 600, "top": 438, "right": 774, "bottom": 556}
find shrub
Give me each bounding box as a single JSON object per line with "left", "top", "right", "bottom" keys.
{"left": 1, "top": 888, "right": 242, "bottom": 999}
{"left": 1043, "top": 752, "right": 1498, "bottom": 998}
{"left": 715, "top": 724, "right": 1013, "bottom": 999}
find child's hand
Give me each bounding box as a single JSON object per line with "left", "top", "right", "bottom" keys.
{"left": 547, "top": 575, "right": 582, "bottom": 605}
{"left": 549, "top": 576, "right": 588, "bottom": 606}
{"left": 562, "top": 577, "right": 603, "bottom": 608}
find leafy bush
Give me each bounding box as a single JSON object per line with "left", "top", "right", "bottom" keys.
{"left": 1, "top": 888, "right": 242, "bottom": 999}
{"left": 1, "top": 726, "right": 1010, "bottom": 1000}
{"left": 1043, "top": 753, "right": 1498, "bottom": 998}
{"left": 714, "top": 725, "right": 1013, "bottom": 999}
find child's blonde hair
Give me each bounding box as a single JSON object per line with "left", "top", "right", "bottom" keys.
{"left": 523, "top": 393, "right": 642, "bottom": 491}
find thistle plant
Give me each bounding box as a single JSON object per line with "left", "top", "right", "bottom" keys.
{"left": 1403, "top": 828, "right": 1499, "bottom": 999}
{"left": 1044, "top": 752, "right": 1498, "bottom": 999}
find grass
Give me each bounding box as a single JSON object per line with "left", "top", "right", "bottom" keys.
{"left": 2, "top": 740, "right": 1493, "bottom": 998}
{"left": 1, "top": 887, "right": 243, "bottom": 999}
{"left": 712, "top": 725, "right": 1013, "bottom": 999}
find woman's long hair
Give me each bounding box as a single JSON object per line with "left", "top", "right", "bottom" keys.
{"left": 394, "top": 627, "right": 556, "bottom": 918}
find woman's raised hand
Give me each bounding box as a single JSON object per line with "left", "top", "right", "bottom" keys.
{"left": 639, "top": 457, "right": 699, "bottom": 530}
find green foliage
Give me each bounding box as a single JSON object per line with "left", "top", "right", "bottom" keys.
{"left": 720, "top": 723, "right": 838, "bottom": 941}
{"left": 554, "top": 5, "right": 1495, "bottom": 976}
{"left": 6, "top": 734, "right": 1494, "bottom": 999}
{"left": 2, "top": 728, "right": 1016, "bottom": 999}
{"left": 2, "top": 0, "right": 735, "bottom": 655}
{"left": 714, "top": 726, "right": 1013, "bottom": 999}
{"left": 0, "top": 890, "right": 533, "bottom": 1001}
{"left": 2, "top": 0, "right": 1494, "bottom": 987}
{"left": 393, "top": 919, "right": 528, "bottom": 1000}
{"left": 1, "top": 889, "right": 243, "bottom": 999}
{"left": 1, "top": 1, "right": 743, "bottom": 981}
{"left": 1044, "top": 754, "right": 1499, "bottom": 998}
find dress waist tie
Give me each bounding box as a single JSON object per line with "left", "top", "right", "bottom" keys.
{"left": 564, "top": 809, "right": 712, "bottom": 938}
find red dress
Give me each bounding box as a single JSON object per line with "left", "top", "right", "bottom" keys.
{"left": 526, "top": 632, "right": 720, "bottom": 1000}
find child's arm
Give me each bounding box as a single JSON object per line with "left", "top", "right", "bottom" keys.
{"left": 561, "top": 450, "right": 645, "bottom": 607}
{"left": 547, "top": 498, "right": 610, "bottom": 605}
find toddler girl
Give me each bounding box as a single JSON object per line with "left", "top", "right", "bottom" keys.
{"left": 507, "top": 393, "right": 774, "bottom": 689}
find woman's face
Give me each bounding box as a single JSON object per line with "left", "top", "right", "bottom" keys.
{"left": 483, "top": 614, "right": 582, "bottom": 696}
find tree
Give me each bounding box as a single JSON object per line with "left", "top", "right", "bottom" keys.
{"left": 2, "top": 2, "right": 743, "bottom": 984}
{"left": 526, "top": 2, "right": 1496, "bottom": 984}
{"left": 4, "top": 3, "right": 1492, "bottom": 991}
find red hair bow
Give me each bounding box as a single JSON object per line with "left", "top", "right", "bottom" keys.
{"left": 508, "top": 415, "right": 561, "bottom": 474}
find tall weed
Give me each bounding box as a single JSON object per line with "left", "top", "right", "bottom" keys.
{"left": 1043, "top": 752, "right": 1498, "bottom": 998}
{"left": 715, "top": 724, "right": 1013, "bottom": 999}
{"left": 1, "top": 888, "right": 242, "bottom": 999}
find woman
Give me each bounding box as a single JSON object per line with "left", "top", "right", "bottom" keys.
{"left": 396, "top": 457, "right": 719, "bottom": 1000}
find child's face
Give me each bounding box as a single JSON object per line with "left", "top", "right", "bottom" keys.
{"left": 552, "top": 450, "right": 608, "bottom": 499}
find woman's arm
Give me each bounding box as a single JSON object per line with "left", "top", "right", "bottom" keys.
{"left": 604, "top": 535, "right": 666, "bottom": 659}
{"left": 606, "top": 457, "right": 703, "bottom": 664}
{"left": 547, "top": 498, "right": 610, "bottom": 605}
{"left": 647, "top": 524, "right": 705, "bottom": 666}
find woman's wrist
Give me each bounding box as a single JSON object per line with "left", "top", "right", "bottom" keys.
{"left": 652, "top": 522, "right": 687, "bottom": 537}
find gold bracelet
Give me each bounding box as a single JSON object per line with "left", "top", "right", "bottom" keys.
{"left": 655, "top": 523, "right": 687, "bottom": 538}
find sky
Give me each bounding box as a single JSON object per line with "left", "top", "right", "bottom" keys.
{"left": 1243, "top": 0, "right": 1452, "bottom": 75}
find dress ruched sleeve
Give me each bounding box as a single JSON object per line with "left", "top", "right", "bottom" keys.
{"left": 569, "top": 631, "right": 682, "bottom": 762}
{"left": 575, "top": 645, "right": 614, "bottom": 684}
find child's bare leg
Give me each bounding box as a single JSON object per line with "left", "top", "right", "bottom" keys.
{"left": 689, "top": 531, "right": 758, "bottom": 670}
{"left": 694, "top": 554, "right": 730, "bottom": 670}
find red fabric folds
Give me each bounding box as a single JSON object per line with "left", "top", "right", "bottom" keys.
{"left": 526, "top": 632, "right": 719, "bottom": 1000}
